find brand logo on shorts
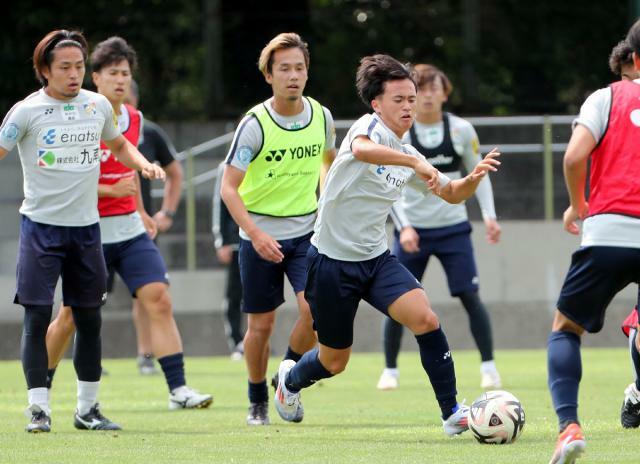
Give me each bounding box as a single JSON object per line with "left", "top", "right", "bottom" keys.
{"left": 443, "top": 351, "right": 451, "bottom": 360}
{"left": 101, "top": 292, "right": 108, "bottom": 303}
{"left": 43, "top": 129, "right": 56, "bottom": 145}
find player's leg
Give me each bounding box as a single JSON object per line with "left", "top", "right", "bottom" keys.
{"left": 275, "top": 245, "right": 360, "bottom": 423}
{"left": 378, "top": 230, "right": 430, "bottom": 390}
{"left": 224, "top": 249, "right": 244, "bottom": 359}
{"left": 45, "top": 304, "right": 75, "bottom": 388}
{"left": 367, "top": 253, "right": 467, "bottom": 436}
{"left": 15, "top": 216, "right": 65, "bottom": 433}
{"left": 238, "top": 237, "right": 284, "bottom": 425}
{"left": 63, "top": 222, "right": 120, "bottom": 431}
{"left": 117, "top": 233, "right": 213, "bottom": 411}
{"left": 435, "top": 225, "right": 500, "bottom": 388}
{"left": 621, "top": 298, "right": 640, "bottom": 428}
{"left": 132, "top": 298, "right": 158, "bottom": 374}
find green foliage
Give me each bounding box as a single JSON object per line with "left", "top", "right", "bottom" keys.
{"left": 0, "top": 349, "right": 638, "bottom": 463}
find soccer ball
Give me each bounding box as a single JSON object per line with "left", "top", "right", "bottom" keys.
{"left": 468, "top": 390, "right": 525, "bottom": 444}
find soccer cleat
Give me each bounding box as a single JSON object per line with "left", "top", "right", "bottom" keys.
{"left": 442, "top": 402, "right": 470, "bottom": 437}
{"left": 168, "top": 386, "right": 213, "bottom": 410}
{"left": 230, "top": 342, "right": 244, "bottom": 361}
{"left": 137, "top": 354, "right": 159, "bottom": 375}
{"left": 274, "top": 359, "right": 304, "bottom": 423}
{"left": 246, "top": 401, "right": 270, "bottom": 425}
{"left": 376, "top": 369, "right": 399, "bottom": 390}
{"left": 73, "top": 403, "right": 121, "bottom": 431}
{"left": 549, "top": 423, "right": 585, "bottom": 464}
{"left": 25, "top": 404, "right": 51, "bottom": 433}
{"left": 621, "top": 382, "right": 640, "bottom": 428}
{"left": 480, "top": 370, "right": 502, "bottom": 389}
{"left": 270, "top": 372, "right": 279, "bottom": 392}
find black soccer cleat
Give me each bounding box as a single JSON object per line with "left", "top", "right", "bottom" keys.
{"left": 246, "top": 401, "right": 270, "bottom": 425}
{"left": 271, "top": 372, "right": 279, "bottom": 392}
{"left": 25, "top": 405, "right": 51, "bottom": 433}
{"left": 74, "top": 403, "right": 122, "bottom": 431}
{"left": 621, "top": 383, "right": 640, "bottom": 428}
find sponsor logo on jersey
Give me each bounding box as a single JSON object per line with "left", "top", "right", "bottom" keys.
{"left": 44, "top": 108, "right": 54, "bottom": 115}
{"left": 60, "top": 103, "right": 80, "bottom": 121}
{"left": 263, "top": 143, "right": 323, "bottom": 162}
{"left": 427, "top": 154, "right": 455, "bottom": 166}
{"left": 36, "top": 147, "right": 100, "bottom": 169}
{"left": 38, "top": 124, "right": 101, "bottom": 148}
{"left": 0, "top": 123, "right": 19, "bottom": 142}
{"left": 370, "top": 163, "right": 410, "bottom": 190}
{"left": 236, "top": 146, "right": 252, "bottom": 167}
{"left": 83, "top": 102, "right": 97, "bottom": 116}
{"left": 37, "top": 150, "right": 56, "bottom": 167}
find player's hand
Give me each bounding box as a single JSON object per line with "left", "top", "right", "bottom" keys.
{"left": 153, "top": 210, "right": 173, "bottom": 233}
{"left": 141, "top": 211, "right": 158, "bottom": 240}
{"left": 484, "top": 217, "right": 501, "bottom": 244}
{"left": 414, "top": 161, "right": 441, "bottom": 193}
{"left": 141, "top": 163, "right": 166, "bottom": 181}
{"left": 110, "top": 176, "right": 137, "bottom": 197}
{"left": 249, "top": 229, "right": 284, "bottom": 263}
{"left": 469, "top": 148, "right": 501, "bottom": 181}
{"left": 399, "top": 226, "right": 420, "bottom": 253}
{"left": 216, "top": 244, "right": 233, "bottom": 265}
{"left": 563, "top": 202, "right": 589, "bottom": 235}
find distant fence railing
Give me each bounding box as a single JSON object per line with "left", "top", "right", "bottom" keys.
{"left": 157, "top": 115, "right": 575, "bottom": 270}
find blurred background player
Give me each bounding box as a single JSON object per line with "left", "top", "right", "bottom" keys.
{"left": 379, "top": 64, "right": 501, "bottom": 391}
{"left": 274, "top": 54, "right": 500, "bottom": 433}
{"left": 0, "top": 29, "right": 165, "bottom": 432}
{"left": 126, "top": 79, "right": 184, "bottom": 375}
{"left": 213, "top": 161, "right": 245, "bottom": 360}
{"left": 547, "top": 19, "right": 640, "bottom": 464}
{"left": 45, "top": 36, "right": 212, "bottom": 412}
{"left": 220, "top": 32, "right": 336, "bottom": 425}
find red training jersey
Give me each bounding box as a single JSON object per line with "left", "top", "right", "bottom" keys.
{"left": 98, "top": 103, "right": 141, "bottom": 217}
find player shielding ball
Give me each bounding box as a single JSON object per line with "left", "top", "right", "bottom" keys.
{"left": 273, "top": 54, "right": 500, "bottom": 435}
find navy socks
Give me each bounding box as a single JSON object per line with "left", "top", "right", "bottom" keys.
{"left": 547, "top": 331, "right": 582, "bottom": 429}
{"left": 248, "top": 380, "right": 268, "bottom": 404}
{"left": 415, "top": 327, "right": 458, "bottom": 419}
{"left": 284, "top": 346, "right": 303, "bottom": 363}
{"left": 631, "top": 330, "right": 640, "bottom": 390}
{"left": 158, "top": 352, "right": 186, "bottom": 392}
{"left": 285, "top": 347, "right": 333, "bottom": 393}
{"left": 383, "top": 317, "right": 403, "bottom": 369}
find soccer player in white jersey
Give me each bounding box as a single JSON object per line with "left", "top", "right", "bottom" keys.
{"left": 378, "top": 64, "right": 502, "bottom": 391}
{"left": 221, "top": 32, "right": 336, "bottom": 425}
{"left": 273, "top": 54, "right": 500, "bottom": 435}
{"left": 44, "top": 36, "right": 213, "bottom": 413}
{"left": 547, "top": 19, "right": 640, "bottom": 464}
{"left": 0, "top": 29, "right": 164, "bottom": 433}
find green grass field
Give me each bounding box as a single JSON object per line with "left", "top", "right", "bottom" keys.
{"left": 0, "top": 348, "right": 637, "bottom": 463}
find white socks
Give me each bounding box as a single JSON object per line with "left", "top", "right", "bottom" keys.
{"left": 480, "top": 360, "right": 497, "bottom": 374}
{"left": 77, "top": 380, "right": 100, "bottom": 416}
{"left": 382, "top": 368, "right": 399, "bottom": 378}
{"left": 28, "top": 387, "right": 50, "bottom": 415}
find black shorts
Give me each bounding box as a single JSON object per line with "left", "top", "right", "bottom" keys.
{"left": 557, "top": 246, "right": 640, "bottom": 333}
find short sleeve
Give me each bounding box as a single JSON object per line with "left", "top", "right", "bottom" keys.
{"left": 225, "top": 115, "right": 263, "bottom": 172}
{"left": 322, "top": 106, "right": 336, "bottom": 150}
{"left": 0, "top": 102, "right": 28, "bottom": 151}
{"left": 98, "top": 96, "right": 121, "bottom": 141}
{"left": 573, "top": 87, "right": 611, "bottom": 144}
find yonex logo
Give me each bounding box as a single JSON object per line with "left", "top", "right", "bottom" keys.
{"left": 443, "top": 351, "right": 451, "bottom": 360}
{"left": 44, "top": 108, "right": 54, "bottom": 115}
{"left": 266, "top": 149, "right": 286, "bottom": 162}
{"left": 43, "top": 129, "right": 56, "bottom": 145}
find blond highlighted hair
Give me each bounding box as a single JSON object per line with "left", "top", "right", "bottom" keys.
{"left": 411, "top": 64, "right": 453, "bottom": 96}
{"left": 258, "top": 32, "right": 309, "bottom": 76}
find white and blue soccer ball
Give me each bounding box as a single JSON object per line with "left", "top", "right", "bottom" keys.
{"left": 468, "top": 390, "right": 525, "bottom": 444}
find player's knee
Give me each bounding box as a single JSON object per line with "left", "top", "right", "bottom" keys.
{"left": 408, "top": 310, "right": 440, "bottom": 335}
{"left": 141, "top": 288, "right": 173, "bottom": 319}
{"left": 246, "top": 314, "right": 275, "bottom": 339}
{"left": 323, "top": 357, "right": 348, "bottom": 375}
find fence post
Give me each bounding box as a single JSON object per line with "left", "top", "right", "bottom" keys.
{"left": 185, "top": 149, "right": 196, "bottom": 270}
{"left": 542, "top": 115, "right": 554, "bottom": 220}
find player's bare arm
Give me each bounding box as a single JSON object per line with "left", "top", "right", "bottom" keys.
{"left": 220, "top": 164, "right": 284, "bottom": 263}
{"left": 562, "top": 125, "right": 596, "bottom": 235}
{"left": 436, "top": 148, "right": 501, "bottom": 204}
{"left": 103, "top": 135, "right": 165, "bottom": 180}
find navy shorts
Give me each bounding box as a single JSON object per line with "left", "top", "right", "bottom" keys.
{"left": 557, "top": 246, "right": 640, "bottom": 333}
{"left": 305, "top": 245, "right": 422, "bottom": 349}
{"left": 14, "top": 216, "right": 107, "bottom": 307}
{"left": 103, "top": 232, "right": 169, "bottom": 297}
{"left": 238, "top": 232, "right": 311, "bottom": 313}
{"left": 393, "top": 221, "right": 478, "bottom": 296}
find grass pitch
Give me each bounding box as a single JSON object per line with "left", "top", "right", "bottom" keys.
{"left": 0, "top": 348, "right": 638, "bottom": 463}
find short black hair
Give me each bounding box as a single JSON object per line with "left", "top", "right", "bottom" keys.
{"left": 609, "top": 40, "right": 634, "bottom": 76}
{"left": 90, "top": 36, "right": 137, "bottom": 73}
{"left": 626, "top": 18, "right": 640, "bottom": 56}
{"left": 355, "top": 54, "right": 415, "bottom": 110}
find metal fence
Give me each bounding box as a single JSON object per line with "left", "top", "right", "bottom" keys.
{"left": 157, "top": 115, "right": 576, "bottom": 270}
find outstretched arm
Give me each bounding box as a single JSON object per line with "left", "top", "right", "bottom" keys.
{"left": 436, "top": 149, "right": 501, "bottom": 204}
{"left": 103, "top": 135, "right": 165, "bottom": 181}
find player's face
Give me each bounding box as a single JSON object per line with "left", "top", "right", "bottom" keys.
{"left": 266, "top": 47, "right": 308, "bottom": 102}
{"left": 416, "top": 78, "right": 448, "bottom": 117}
{"left": 372, "top": 78, "right": 417, "bottom": 138}
{"left": 620, "top": 63, "right": 640, "bottom": 81}
{"left": 42, "top": 46, "right": 85, "bottom": 100}
{"left": 92, "top": 59, "right": 133, "bottom": 106}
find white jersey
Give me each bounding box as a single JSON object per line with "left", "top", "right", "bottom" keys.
{"left": 0, "top": 88, "right": 120, "bottom": 227}
{"left": 225, "top": 97, "right": 336, "bottom": 241}
{"left": 572, "top": 80, "right": 640, "bottom": 249}
{"left": 391, "top": 114, "right": 496, "bottom": 229}
{"left": 311, "top": 113, "right": 450, "bottom": 261}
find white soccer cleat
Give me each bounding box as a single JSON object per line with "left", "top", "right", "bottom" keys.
{"left": 274, "top": 359, "right": 304, "bottom": 423}
{"left": 480, "top": 370, "right": 502, "bottom": 389}
{"left": 169, "top": 386, "right": 213, "bottom": 410}
{"left": 442, "top": 402, "right": 470, "bottom": 437}
{"left": 376, "top": 369, "right": 399, "bottom": 390}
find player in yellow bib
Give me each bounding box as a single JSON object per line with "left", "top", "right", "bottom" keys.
{"left": 221, "top": 32, "right": 335, "bottom": 425}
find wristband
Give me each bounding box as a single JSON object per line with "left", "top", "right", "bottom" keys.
{"left": 161, "top": 210, "right": 175, "bottom": 218}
